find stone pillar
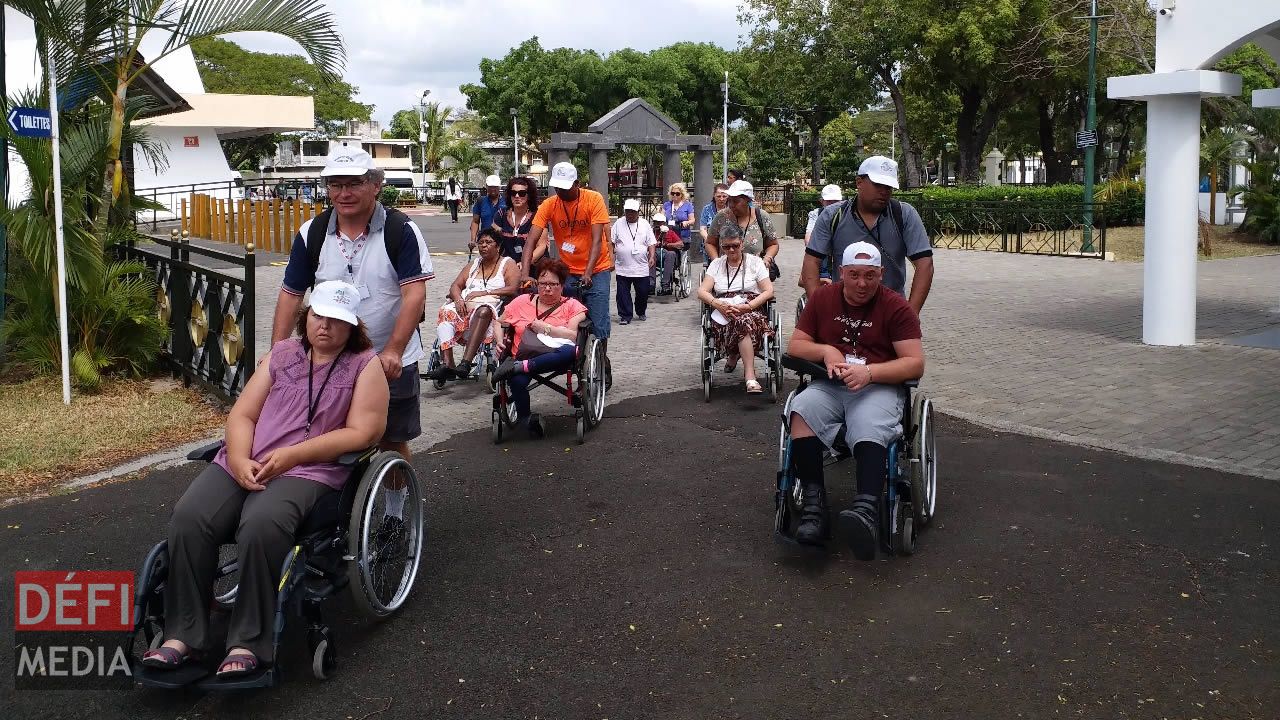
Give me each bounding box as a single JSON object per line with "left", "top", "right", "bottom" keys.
{"left": 547, "top": 147, "right": 572, "bottom": 168}
{"left": 588, "top": 146, "right": 611, "bottom": 199}
{"left": 693, "top": 149, "right": 714, "bottom": 228}
{"left": 663, "top": 146, "right": 684, "bottom": 191}
{"left": 982, "top": 149, "right": 1004, "bottom": 186}
{"left": 1142, "top": 94, "right": 1202, "bottom": 346}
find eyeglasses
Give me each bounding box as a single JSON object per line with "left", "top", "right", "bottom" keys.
{"left": 537, "top": 281, "right": 562, "bottom": 288}
{"left": 721, "top": 243, "right": 743, "bottom": 251}
{"left": 325, "top": 179, "right": 366, "bottom": 192}
{"left": 510, "top": 190, "right": 529, "bottom": 197}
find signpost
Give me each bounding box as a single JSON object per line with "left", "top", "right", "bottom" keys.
{"left": 7, "top": 107, "right": 52, "bottom": 138}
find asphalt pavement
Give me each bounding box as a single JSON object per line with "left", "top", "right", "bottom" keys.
{"left": 2, "top": 390, "right": 1277, "bottom": 719}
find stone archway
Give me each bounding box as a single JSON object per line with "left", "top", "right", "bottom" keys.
{"left": 541, "top": 99, "right": 715, "bottom": 227}
{"left": 1108, "top": 1, "right": 1280, "bottom": 346}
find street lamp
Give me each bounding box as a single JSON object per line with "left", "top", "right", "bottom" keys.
{"left": 510, "top": 107, "right": 519, "bottom": 177}
{"left": 721, "top": 72, "right": 729, "bottom": 182}
{"left": 417, "top": 89, "right": 430, "bottom": 180}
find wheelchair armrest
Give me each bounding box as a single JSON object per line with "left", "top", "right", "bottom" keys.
{"left": 903, "top": 379, "right": 919, "bottom": 389}
{"left": 186, "top": 440, "right": 224, "bottom": 463}
{"left": 782, "top": 354, "right": 826, "bottom": 378}
{"left": 337, "top": 448, "right": 375, "bottom": 467}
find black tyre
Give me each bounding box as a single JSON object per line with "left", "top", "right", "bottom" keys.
{"left": 345, "top": 452, "right": 424, "bottom": 619}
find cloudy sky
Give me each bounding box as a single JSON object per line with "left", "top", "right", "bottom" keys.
{"left": 226, "top": 0, "right": 748, "bottom": 124}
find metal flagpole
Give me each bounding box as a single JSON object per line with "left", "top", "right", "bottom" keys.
{"left": 721, "top": 71, "right": 729, "bottom": 182}
{"left": 1080, "top": 0, "right": 1105, "bottom": 253}
{"left": 0, "top": 4, "right": 8, "bottom": 343}
{"left": 47, "top": 42, "right": 71, "bottom": 403}
{"left": 511, "top": 108, "right": 519, "bottom": 176}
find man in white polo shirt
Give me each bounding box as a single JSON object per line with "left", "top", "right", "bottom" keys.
{"left": 270, "top": 147, "right": 434, "bottom": 465}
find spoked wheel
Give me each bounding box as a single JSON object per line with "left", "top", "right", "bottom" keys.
{"left": 679, "top": 253, "right": 691, "bottom": 298}
{"left": 211, "top": 544, "right": 239, "bottom": 612}
{"left": 346, "top": 453, "right": 425, "bottom": 619}
{"left": 581, "top": 338, "right": 606, "bottom": 428}
{"left": 910, "top": 395, "right": 938, "bottom": 526}
{"left": 795, "top": 295, "right": 807, "bottom": 327}
{"left": 700, "top": 339, "right": 712, "bottom": 402}
{"left": 424, "top": 348, "right": 447, "bottom": 390}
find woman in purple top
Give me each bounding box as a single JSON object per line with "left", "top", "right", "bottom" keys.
{"left": 141, "top": 281, "right": 389, "bottom": 678}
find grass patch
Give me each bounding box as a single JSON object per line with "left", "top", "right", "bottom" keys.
{"left": 0, "top": 377, "right": 224, "bottom": 499}
{"left": 1105, "top": 225, "right": 1280, "bottom": 262}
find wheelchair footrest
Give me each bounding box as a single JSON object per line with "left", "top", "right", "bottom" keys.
{"left": 132, "top": 661, "right": 210, "bottom": 689}
{"left": 195, "top": 664, "right": 279, "bottom": 691}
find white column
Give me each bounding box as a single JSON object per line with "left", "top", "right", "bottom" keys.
{"left": 1142, "top": 94, "right": 1202, "bottom": 346}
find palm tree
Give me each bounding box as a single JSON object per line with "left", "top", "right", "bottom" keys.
{"left": 1200, "top": 126, "right": 1252, "bottom": 225}
{"left": 442, "top": 141, "right": 494, "bottom": 184}
{"left": 422, "top": 102, "right": 453, "bottom": 174}
{"left": 9, "top": 1, "right": 344, "bottom": 235}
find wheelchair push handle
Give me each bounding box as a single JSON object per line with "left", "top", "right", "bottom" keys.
{"left": 186, "top": 440, "right": 374, "bottom": 467}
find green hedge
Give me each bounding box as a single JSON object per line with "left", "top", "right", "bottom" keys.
{"left": 788, "top": 182, "right": 1145, "bottom": 236}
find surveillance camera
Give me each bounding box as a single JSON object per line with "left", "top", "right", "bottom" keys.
{"left": 1158, "top": 7, "right": 1173, "bottom": 16}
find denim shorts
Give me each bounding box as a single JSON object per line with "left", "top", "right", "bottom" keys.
{"left": 564, "top": 269, "right": 612, "bottom": 340}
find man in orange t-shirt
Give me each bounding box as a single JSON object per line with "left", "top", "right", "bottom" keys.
{"left": 522, "top": 161, "right": 614, "bottom": 346}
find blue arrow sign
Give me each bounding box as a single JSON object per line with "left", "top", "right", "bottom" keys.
{"left": 8, "top": 107, "right": 52, "bottom": 138}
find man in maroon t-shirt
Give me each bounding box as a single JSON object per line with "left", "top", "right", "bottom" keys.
{"left": 786, "top": 241, "right": 925, "bottom": 558}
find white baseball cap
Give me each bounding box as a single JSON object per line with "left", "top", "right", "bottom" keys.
{"left": 725, "top": 180, "right": 754, "bottom": 199}
{"left": 623, "top": 198, "right": 641, "bottom": 212}
{"left": 320, "top": 148, "right": 376, "bottom": 177}
{"left": 310, "top": 280, "right": 361, "bottom": 325}
{"left": 858, "top": 155, "right": 900, "bottom": 189}
{"left": 841, "top": 241, "right": 882, "bottom": 268}
{"left": 651, "top": 212, "right": 667, "bottom": 222}
{"left": 548, "top": 162, "right": 578, "bottom": 190}
{"left": 821, "top": 183, "right": 843, "bottom": 202}
{"left": 485, "top": 174, "right": 502, "bottom": 187}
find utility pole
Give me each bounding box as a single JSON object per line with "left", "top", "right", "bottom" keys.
{"left": 510, "top": 107, "right": 519, "bottom": 176}
{"left": 1080, "top": 0, "right": 1107, "bottom": 253}
{"left": 417, "top": 89, "right": 430, "bottom": 181}
{"left": 0, "top": 4, "right": 8, "bottom": 343}
{"left": 721, "top": 71, "right": 729, "bottom": 182}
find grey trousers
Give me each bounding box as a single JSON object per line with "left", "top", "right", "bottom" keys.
{"left": 164, "top": 463, "right": 333, "bottom": 660}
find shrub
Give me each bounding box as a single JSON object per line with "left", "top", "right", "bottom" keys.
{"left": 1234, "top": 159, "right": 1280, "bottom": 244}
{"left": 378, "top": 185, "right": 401, "bottom": 206}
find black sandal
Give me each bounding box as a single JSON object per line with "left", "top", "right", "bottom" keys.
{"left": 141, "top": 645, "right": 196, "bottom": 669}
{"left": 216, "top": 651, "right": 261, "bottom": 678}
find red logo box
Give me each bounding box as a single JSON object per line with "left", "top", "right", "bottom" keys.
{"left": 14, "top": 571, "right": 133, "bottom": 632}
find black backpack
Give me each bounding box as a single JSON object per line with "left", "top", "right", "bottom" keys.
{"left": 306, "top": 206, "right": 425, "bottom": 321}
{"left": 827, "top": 195, "right": 905, "bottom": 241}
{"left": 305, "top": 206, "right": 415, "bottom": 281}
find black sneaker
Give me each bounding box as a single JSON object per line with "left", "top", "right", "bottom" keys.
{"left": 619, "top": 318, "right": 631, "bottom": 325}
{"left": 838, "top": 495, "right": 879, "bottom": 561}
{"left": 455, "top": 359, "right": 474, "bottom": 377}
{"left": 423, "top": 366, "right": 455, "bottom": 381}
{"left": 527, "top": 413, "right": 545, "bottom": 439}
{"left": 636, "top": 315, "right": 647, "bottom": 321}
{"left": 793, "top": 485, "right": 828, "bottom": 546}
{"left": 493, "top": 358, "right": 518, "bottom": 383}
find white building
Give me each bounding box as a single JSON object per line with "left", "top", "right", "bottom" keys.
{"left": 253, "top": 120, "right": 416, "bottom": 188}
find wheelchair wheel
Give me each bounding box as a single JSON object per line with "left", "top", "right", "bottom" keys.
{"left": 910, "top": 394, "right": 938, "bottom": 526}
{"left": 346, "top": 452, "right": 424, "bottom": 619}
{"left": 700, "top": 339, "right": 712, "bottom": 402}
{"left": 491, "top": 409, "right": 504, "bottom": 444}
{"left": 679, "top": 252, "right": 691, "bottom": 298}
{"left": 131, "top": 541, "right": 169, "bottom": 656}
{"left": 424, "top": 346, "right": 446, "bottom": 390}
{"left": 795, "top": 295, "right": 807, "bottom": 327}
{"left": 582, "top": 337, "right": 607, "bottom": 427}
{"left": 211, "top": 544, "right": 239, "bottom": 611}
{"left": 894, "top": 502, "right": 916, "bottom": 556}
{"left": 309, "top": 629, "right": 336, "bottom": 680}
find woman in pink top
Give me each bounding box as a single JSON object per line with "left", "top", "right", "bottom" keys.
{"left": 142, "top": 281, "right": 389, "bottom": 678}
{"left": 492, "top": 258, "right": 587, "bottom": 438}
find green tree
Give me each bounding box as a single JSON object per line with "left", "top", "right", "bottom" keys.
{"left": 740, "top": 0, "right": 876, "bottom": 184}
{"left": 11, "top": 0, "right": 345, "bottom": 235}
{"left": 442, "top": 141, "right": 494, "bottom": 184}
{"left": 385, "top": 102, "right": 453, "bottom": 172}
{"left": 744, "top": 126, "right": 801, "bottom": 185}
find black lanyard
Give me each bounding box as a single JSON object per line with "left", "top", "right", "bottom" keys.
{"left": 305, "top": 350, "right": 343, "bottom": 438}
{"left": 852, "top": 206, "right": 885, "bottom": 249}
{"left": 559, "top": 197, "right": 580, "bottom": 233}
{"left": 725, "top": 260, "right": 745, "bottom": 292}
{"left": 839, "top": 290, "right": 878, "bottom": 351}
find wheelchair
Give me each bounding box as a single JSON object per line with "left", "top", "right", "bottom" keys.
{"left": 654, "top": 245, "right": 692, "bottom": 301}
{"left": 700, "top": 298, "right": 784, "bottom": 402}
{"left": 774, "top": 355, "right": 938, "bottom": 556}
{"left": 422, "top": 335, "right": 499, "bottom": 391}
{"left": 491, "top": 321, "right": 607, "bottom": 445}
{"left": 129, "top": 443, "right": 425, "bottom": 690}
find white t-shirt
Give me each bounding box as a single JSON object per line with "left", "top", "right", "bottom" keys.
{"left": 611, "top": 217, "right": 657, "bottom": 277}
{"left": 706, "top": 254, "right": 769, "bottom": 295}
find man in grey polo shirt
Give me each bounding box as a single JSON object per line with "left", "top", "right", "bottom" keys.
{"left": 802, "top": 156, "right": 935, "bottom": 314}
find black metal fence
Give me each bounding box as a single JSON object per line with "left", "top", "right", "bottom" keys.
{"left": 118, "top": 230, "right": 255, "bottom": 400}
{"left": 787, "top": 194, "right": 1108, "bottom": 258}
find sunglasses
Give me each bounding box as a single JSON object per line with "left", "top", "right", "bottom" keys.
{"left": 670, "top": 191, "right": 682, "bottom": 196}
{"left": 721, "top": 243, "right": 743, "bottom": 250}
{"left": 510, "top": 189, "right": 529, "bottom": 197}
